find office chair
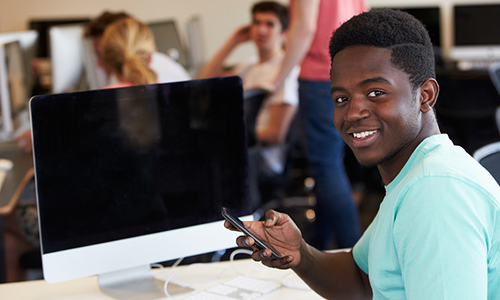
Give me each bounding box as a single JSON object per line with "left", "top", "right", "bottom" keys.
{"left": 496, "top": 107, "right": 500, "bottom": 135}
{"left": 243, "top": 88, "right": 268, "bottom": 147}
{"left": 488, "top": 62, "right": 500, "bottom": 95}
{"left": 473, "top": 141, "right": 500, "bottom": 185}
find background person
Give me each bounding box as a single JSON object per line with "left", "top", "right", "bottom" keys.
{"left": 99, "top": 17, "right": 158, "bottom": 88}
{"left": 84, "top": 10, "right": 191, "bottom": 85}
{"left": 227, "top": 9, "right": 500, "bottom": 299}
{"left": 198, "top": 1, "right": 300, "bottom": 208}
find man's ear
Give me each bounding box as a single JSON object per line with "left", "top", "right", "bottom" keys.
{"left": 419, "top": 78, "right": 439, "bottom": 113}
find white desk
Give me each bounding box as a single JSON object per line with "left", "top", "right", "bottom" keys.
{"left": 0, "top": 258, "right": 325, "bottom": 300}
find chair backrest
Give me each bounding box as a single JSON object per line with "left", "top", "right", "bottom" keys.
{"left": 488, "top": 64, "right": 500, "bottom": 134}
{"left": 473, "top": 141, "right": 500, "bottom": 184}
{"left": 243, "top": 88, "right": 268, "bottom": 147}
{"left": 489, "top": 62, "right": 500, "bottom": 95}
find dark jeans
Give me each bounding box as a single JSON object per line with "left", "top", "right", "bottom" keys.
{"left": 299, "top": 80, "right": 362, "bottom": 249}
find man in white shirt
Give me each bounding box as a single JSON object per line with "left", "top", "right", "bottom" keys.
{"left": 198, "top": 1, "right": 300, "bottom": 208}
{"left": 198, "top": 1, "right": 299, "bottom": 147}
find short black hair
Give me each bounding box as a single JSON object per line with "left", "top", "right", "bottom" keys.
{"left": 329, "top": 8, "right": 435, "bottom": 89}
{"left": 251, "top": 1, "right": 289, "bottom": 31}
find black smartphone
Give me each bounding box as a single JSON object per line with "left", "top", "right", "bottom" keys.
{"left": 221, "top": 207, "right": 282, "bottom": 259}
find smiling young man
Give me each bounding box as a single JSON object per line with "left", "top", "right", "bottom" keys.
{"left": 225, "top": 9, "right": 500, "bottom": 299}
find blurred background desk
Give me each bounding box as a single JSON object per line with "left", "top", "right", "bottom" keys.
{"left": 0, "top": 258, "right": 324, "bottom": 300}
{"left": 0, "top": 140, "right": 34, "bottom": 283}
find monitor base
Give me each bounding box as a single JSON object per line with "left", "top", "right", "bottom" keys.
{"left": 99, "top": 265, "right": 194, "bottom": 300}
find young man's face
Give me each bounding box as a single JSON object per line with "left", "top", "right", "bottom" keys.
{"left": 250, "top": 12, "right": 285, "bottom": 51}
{"left": 331, "top": 46, "right": 423, "bottom": 169}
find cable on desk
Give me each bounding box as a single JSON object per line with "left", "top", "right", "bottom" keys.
{"left": 153, "top": 248, "right": 275, "bottom": 298}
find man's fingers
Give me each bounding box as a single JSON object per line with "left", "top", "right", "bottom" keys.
{"left": 236, "top": 235, "right": 254, "bottom": 248}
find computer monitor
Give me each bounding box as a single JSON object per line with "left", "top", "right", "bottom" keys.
{"left": 186, "top": 15, "right": 205, "bottom": 77}
{"left": 81, "top": 36, "right": 109, "bottom": 90}
{"left": 450, "top": 4, "right": 500, "bottom": 61}
{"left": 0, "top": 30, "right": 39, "bottom": 92}
{"left": 149, "top": 20, "right": 189, "bottom": 68}
{"left": 49, "top": 23, "right": 86, "bottom": 94}
{"left": 30, "top": 76, "right": 252, "bottom": 299}
{"left": 29, "top": 18, "right": 90, "bottom": 58}
{"left": 0, "top": 41, "right": 29, "bottom": 139}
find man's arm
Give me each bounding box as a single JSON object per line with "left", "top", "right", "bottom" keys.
{"left": 272, "top": 0, "right": 320, "bottom": 90}
{"left": 295, "top": 245, "right": 372, "bottom": 300}
{"left": 227, "top": 210, "right": 372, "bottom": 299}
{"left": 197, "top": 25, "right": 250, "bottom": 79}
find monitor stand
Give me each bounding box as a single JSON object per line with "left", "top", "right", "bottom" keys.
{"left": 98, "top": 265, "right": 194, "bottom": 300}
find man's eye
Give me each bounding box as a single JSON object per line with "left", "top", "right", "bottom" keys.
{"left": 368, "top": 90, "right": 383, "bottom": 97}
{"left": 335, "top": 97, "right": 348, "bottom": 103}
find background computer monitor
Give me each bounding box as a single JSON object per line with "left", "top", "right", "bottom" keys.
{"left": 149, "top": 19, "right": 189, "bottom": 69}
{"left": 0, "top": 41, "right": 29, "bottom": 139}
{"left": 30, "top": 76, "right": 252, "bottom": 298}
{"left": 49, "top": 23, "right": 86, "bottom": 94}
{"left": 29, "top": 18, "right": 90, "bottom": 58}
{"left": 450, "top": 4, "right": 500, "bottom": 61}
{"left": 81, "top": 37, "right": 108, "bottom": 90}
{"left": 186, "top": 15, "right": 206, "bottom": 77}
{"left": 0, "top": 30, "right": 39, "bottom": 93}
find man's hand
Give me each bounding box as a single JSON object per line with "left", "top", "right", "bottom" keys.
{"left": 224, "top": 209, "right": 303, "bottom": 269}
{"left": 230, "top": 25, "right": 251, "bottom": 45}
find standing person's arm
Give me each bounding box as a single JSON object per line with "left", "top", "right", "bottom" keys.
{"left": 272, "top": 0, "right": 320, "bottom": 90}
{"left": 197, "top": 25, "right": 251, "bottom": 79}
{"left": 226, "top": 210, "right": 372, "bottom": 299}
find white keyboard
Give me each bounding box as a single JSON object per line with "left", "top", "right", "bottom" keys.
{"left": 184, "top": 276, "right": 281, "bottom": 300}
{"left": 456, "top": 59, "right": 500, "bottom": 70}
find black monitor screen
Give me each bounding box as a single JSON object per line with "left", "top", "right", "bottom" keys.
{"left": 454, "top": 4, "right": 500, "bottom": 46}
{"left": 31, "top": 77, "right": 251, "bottom": 253}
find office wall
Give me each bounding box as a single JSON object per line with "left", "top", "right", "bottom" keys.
{"left": 1, "top": 0, "right": 500, "bottom": 64}
{"left": 0, "top": 0, "right": 286, "bottom": 66}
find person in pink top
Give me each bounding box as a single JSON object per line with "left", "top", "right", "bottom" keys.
{"left": 273, "top": 0, "right": 368, "bottom": 250}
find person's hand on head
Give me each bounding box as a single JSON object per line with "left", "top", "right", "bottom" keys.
{"left": 224, "top": 209, "right": 303, "bottom": 269}
{"left": 231, "top": 25, "right": 251, "bottom": 45}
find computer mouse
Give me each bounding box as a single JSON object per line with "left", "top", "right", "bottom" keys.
{"left": 281, "top": 273, "right": 311, "bottom": 291}
{"left": 0, "top": 159, "right": 13, "bottom": 171}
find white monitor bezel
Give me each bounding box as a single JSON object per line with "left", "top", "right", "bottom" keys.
{"left": 40, "top": 214, "right": 253, "bottom": 283}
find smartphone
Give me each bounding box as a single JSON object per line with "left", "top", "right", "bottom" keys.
{"left": 221, "top": 207, "right": 282, "bottom": 259}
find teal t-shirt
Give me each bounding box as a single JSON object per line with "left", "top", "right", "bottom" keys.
{"left": 353, "top": 134, "right": 500, "bottom": 299}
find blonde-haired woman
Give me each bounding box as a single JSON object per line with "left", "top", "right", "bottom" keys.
{"left": 100, "top": 17, "right": 158, "bottom": 87}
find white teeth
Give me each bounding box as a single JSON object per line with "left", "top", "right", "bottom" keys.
{"left": 352, "top": 130, "right": 377, "bottom": 139}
